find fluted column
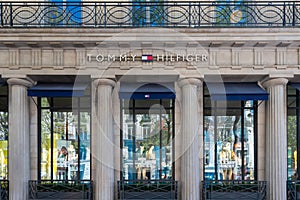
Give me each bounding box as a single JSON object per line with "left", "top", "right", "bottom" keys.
{"left": 7, "top": 78, "right": 33, "bottom": 199}
{"left": 92, "top": 78, "right": 115, "bottom": 200}
{"left": 263, "top": 78, "right": 288, "bottom": 200}
{"left": 178, "top": 78, "right": 202, "bottom": 200}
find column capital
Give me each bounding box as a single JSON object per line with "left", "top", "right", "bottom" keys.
{"left": 93, "top": 78, "right": 116, "bottom": 88}
{"left": 262, "top": 78, "right": 288, "bottom": 89}
{"left": 178, "top": 78, "right": 202, "bottom": 88}
{"left": 7, "top": 78, "right": 34, "bottom": 88}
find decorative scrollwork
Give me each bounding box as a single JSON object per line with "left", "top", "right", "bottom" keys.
{"left": 0, "top": 1, "right": 299, "bottom": 28}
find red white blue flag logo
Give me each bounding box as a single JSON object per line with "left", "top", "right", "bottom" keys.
{"left": 141, "top": 55, "right": 153, "bottom": 62}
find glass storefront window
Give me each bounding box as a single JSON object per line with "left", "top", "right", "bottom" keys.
{"left": 121, "top": 99, "right": 174, "bottom": 180}
{"left": 287, "top": 86, "right": 299, "bottom": 180}
{"left": 204, "top": 85, "right": 257, "bottom": 181}
{"left": 0, "top": 86, "right": 8, "bottom": 180}
{"left": 39, "top": 94, "right": 90, "bottom": 180}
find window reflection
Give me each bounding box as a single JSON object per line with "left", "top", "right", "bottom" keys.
{"left": 122, "top": 99, "right": 174, "bottom": 180}
{"left": 40, "top": 96, "right": 90, "bottom": 180}
{"left": 287, "top": 86, "right": 298, "bottom": 180}
{"left": 0, "top": 86, "right": 9, "bottom": 180}
{"left": 204, "top": 98, "right": 256, "bottom": 181}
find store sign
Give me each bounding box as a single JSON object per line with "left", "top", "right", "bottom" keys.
{"left": 87, "top": 53, "right": 208, "bottom": 63}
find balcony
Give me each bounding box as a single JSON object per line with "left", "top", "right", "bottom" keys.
{"left": 117, "top": 180, "right": 178, "bottom": 200}
{"left": 0, "top": 1, "right": 299, "bottom": 28}
{"left": 202, "top": 180, "right": 268, "bottom": 200}
{"left": 28, "top": 180, "right": 93, "bottom": 200}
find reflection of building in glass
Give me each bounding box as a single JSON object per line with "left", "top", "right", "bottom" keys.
{"left": 39, "top": 94, "right": 91, "bottom": 181}
{"left": 204, "top": 88, "right": 256, "bottom": 181}
{"left": 122, "top": 99, "right": 173, "bottom": 180}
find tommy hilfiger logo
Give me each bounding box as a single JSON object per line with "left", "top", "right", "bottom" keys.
{"left": 141, "top": 55, "right": 153, "bottom": 62}
{"left": 87, "top": 53, "right": 208, "bottom": 63}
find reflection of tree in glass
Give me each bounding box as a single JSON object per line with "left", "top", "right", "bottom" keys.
{"left": 288, "top": 116, "right": 297, "bottom": 151}
{"left": 217, "top": 116, "right": 241, "bottom": 156}
{"left": 139, "top": 114, "right": 172, "bottom": 155}
{"left": 0, "top": 112, "right": 8, "bottom": 141}
{"left": 288, "top": 115, "right": 297, "bottom": 171}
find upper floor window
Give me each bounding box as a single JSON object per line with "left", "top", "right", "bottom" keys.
{"left": 48, "top": 0, "right": 82, "bottom": 26}
{"left": 216, "top": 0, "right": 246, "bottom": 25}
{"left": 132, "top": 0, "right": 164, "bottom": 27}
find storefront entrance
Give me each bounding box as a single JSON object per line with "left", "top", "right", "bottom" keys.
{"left": 119, "top": 83, "right": 175, "bottom": 180}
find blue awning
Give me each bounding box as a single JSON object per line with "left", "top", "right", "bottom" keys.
{"left": 28, "top": 83, "right": 88, "bottom": 97}
{"left": 119, "top": 83, "right": 175, "bottom": 99}
{"left": 207, "top": 82, "right": 269, "bottom": 101}
{"left": 290, "top": 83, "right": 300, "bottom": 91}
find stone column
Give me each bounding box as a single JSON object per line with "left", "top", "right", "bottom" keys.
{"left": 7, "top": 78, "right": 33, "bottom": 199}
{"left": 263, "top": 78, "right": 288, "bottom": 200}
{"left": 92, "top": 79, "right": 115, "bottom": 200}
{"left": 178, "top": 78, "right": 202, "bottom": 200}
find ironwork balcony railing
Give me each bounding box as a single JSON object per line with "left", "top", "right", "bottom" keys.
{"left": 202, "top": 180, "right": 268, "bottom": 200}
{"left": 0, "top": 180, "right": 8, "bottom": 200}
{"left": 117, "top": 179, "right": 178, "bottom": 199}
{"left": 0, "top": 1, "right": 300, "bottom": 28}
{"left": 287, "top": 180, "right": 300, "bottom": 200}
{"left": 28, "top": 180, "right": 93, "bottom": 200}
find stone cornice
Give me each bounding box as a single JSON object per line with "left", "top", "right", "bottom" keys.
{"left": 0, "top": 28, "right": 300, "bottom": 48}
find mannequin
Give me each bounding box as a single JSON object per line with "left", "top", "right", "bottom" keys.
{"left": 220, "top": 142, "right": 233, "bottom": 180}
{"left": 146, "top": 146, "right": 155, "bottom": 160}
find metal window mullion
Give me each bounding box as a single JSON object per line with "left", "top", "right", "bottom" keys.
{"left": 77, "top": 97, "right": 80, "bottom": 181}
{"left": 241, "top": 101, "right": 245, "bottom": 180}
{"left": 89, "top": 84, "right": 92, "bottom": 181}
{"left": 132, "top": 100, "right": 136, "bottom": 179}
{"left": 159, "top": 99, "right": 162, "bottom": 179}
{"left": 120, "top": 100, "right": 124, "bottom": 180}
{"left": 65, "top": 111, "right": 69, "bottom": 181}
{"left": 172, "top": 99, "right": 175, "bottom": 180}
{"left": 66, "top": 111, "right": 68, "bottom": 141}
{"left": 37, "top": 97, "right": 42, "bottom": 180}
{"left": 50, "top": 98, "right": 54, "bottom": 180}
{"left": 296, "top": 90, "right": 300, "bottom": 179}
{"left": 254, "top": 101, "right": 258, "bottom": 180}
{"left": 213, "top": 101, "right": 218, "bottom": 180}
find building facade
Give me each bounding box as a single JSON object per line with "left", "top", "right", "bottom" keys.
{"left": 0, "top": 1, "right": 300, "bottom": 200}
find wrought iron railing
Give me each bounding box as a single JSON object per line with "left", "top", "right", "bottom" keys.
{"left": 202, "top": 180, "right": 268, "bottom": 200}
{"left": 0, "top": 1, "right": 300, "bottom": 28}
{"left": 117, "top": 179, "right": 178, "bottom": 199}
{"left": 28, "top": 180, "right": 93, "bottom": 200}
{"left": 287, "top": 180, "right": 300, "bottom": 200}
{"left": 0, "top": 180, "right": 8, "bottom": 200}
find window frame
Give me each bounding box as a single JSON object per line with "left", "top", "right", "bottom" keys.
{"left": 0, "top": 85, "right": 8, "bottom": 180}
{"left": 37, "top": 96, "right": 91, "bottom": 181}
{"left": 287, "top": 86, "right": 300, "bottom": 180}
{"left": 203, "top": 84, "right": 258, "bottom": 181}
{"left": 120, "top": 98, "right": 175, "bottom": 181}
